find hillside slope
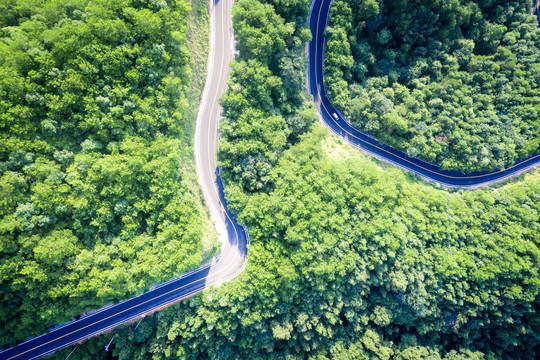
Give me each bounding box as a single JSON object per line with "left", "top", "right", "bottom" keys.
{"left": 325, "top": 0, "right": 540, "bottom": 173}
{"left": 0, "top": 0, "right": 217, "bottom": 346}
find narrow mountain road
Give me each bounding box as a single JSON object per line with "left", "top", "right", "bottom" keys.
{"left": 0, "top": 1, "right": 246, "bottom": 359}
{"left": 309, "top": 0, "right": 540, "bottom": 189}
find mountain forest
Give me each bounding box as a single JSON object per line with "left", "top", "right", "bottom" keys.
{"left": 325, "top": 0, "right": 540, "bottom": 172}
{"left": 50, "top": 0, "right": 539, "bottom": 359}
{"left": 0, "top": 0, "right": 218, "bottom": 346}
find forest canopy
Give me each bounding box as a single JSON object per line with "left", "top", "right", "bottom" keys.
{"left": 325, "top": 0, "right": 540, "bottom": 172}
{"left": 53, "top": 0, "right": 539, "bottom": 359}
{"left": 0, "top": 0, "right": 216, "bottom": 346}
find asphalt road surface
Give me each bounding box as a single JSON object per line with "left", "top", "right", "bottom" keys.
{"left": 0, "top": 0, "right": 246, "bottom": 359}
{"left": 309, "top": 0, "right": 540, "bottom": 189}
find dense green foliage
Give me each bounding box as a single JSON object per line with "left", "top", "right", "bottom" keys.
{"left": 0, "top": 0, "right": 217, "bottom": 346}
{"left": 218, "top": 0, "right": 314, "bottom": 192}
{"left": 325, "top": 0, "right": 540, "bottom": 172}
{"left": 54, "top": 0, "right": 539, "bottom": 359}
{"left": 56, "top": 131, "right": 540, "bottom": 360}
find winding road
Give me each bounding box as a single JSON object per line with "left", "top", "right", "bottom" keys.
{"left": 0, "top": 0, "right": 246, "bottom": 359}
{"left": 2, "top": 0, "right": 539, "bottom": 359}
{"left": 309, "top": 0, "right": 540, "bottom": 189}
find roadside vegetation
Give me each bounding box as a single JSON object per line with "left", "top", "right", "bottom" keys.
{"left": 0, "top": 0, "right": 217, "bottom": 346}
{"left": 54, "top": 0, "right": 539, "bottom": 359}
{"left": 325, "top": 0, "right": 540, "bottom": 173}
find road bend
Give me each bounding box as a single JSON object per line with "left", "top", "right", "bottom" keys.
{"left": 0, "top": 1, "right": 246, "bottom": 359}
{"left": 309, "top": 0, "right": 540, "bottom": 189}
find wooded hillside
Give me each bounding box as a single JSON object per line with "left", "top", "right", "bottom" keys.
{"left": 0, "top": 0, "right": 216, "bottom": 346}
{"left": 325, "top": 0, "right": 540, "bottom": 172}
{"left": 53, "top": 0, "right": 539, "bottom": 359}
